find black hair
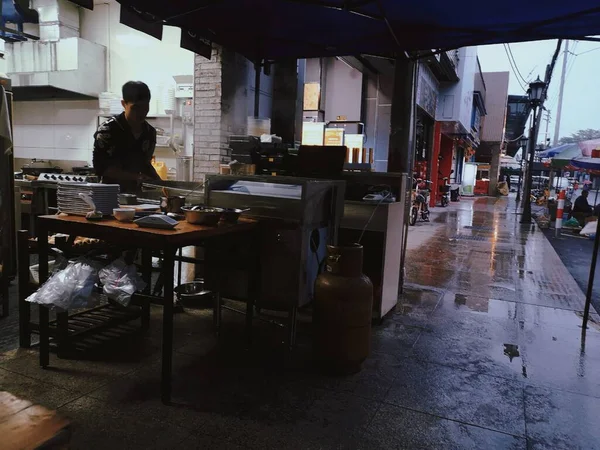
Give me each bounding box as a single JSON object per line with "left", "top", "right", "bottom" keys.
{"left": 122, "top": 81, "right": 151, "bottom": 103}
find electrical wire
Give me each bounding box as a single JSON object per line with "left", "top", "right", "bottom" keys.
{"left": 506, "top": 44, "right": 529, "bottom": 86}
{"left": 503, "top": 44, "right": 527, "bottom": 92}
{"left": 573, "top": 46, "right": 600, "bottom": 56}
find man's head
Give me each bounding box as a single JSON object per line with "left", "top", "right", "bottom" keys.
{"left": 583, "top": 190, "right": 589, "bottom": 198}
{"left": 121, "top": 81, "right": 151, "bottom": 125}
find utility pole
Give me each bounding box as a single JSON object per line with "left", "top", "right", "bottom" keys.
{"left": 544, "top": 109, "right": 551, "bottom": 148}
{"left": 522, "top": 40, "right": 563, "bottom": 224}
{"left": 553, "top": 40, "right": 569, "bottom": 146}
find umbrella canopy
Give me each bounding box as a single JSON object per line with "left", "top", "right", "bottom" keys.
{"left": 80, "top": 0, "right": 600, "bottom": 60}
{"left": 500, "top": 155, "right": 520, "bottom": 170}
{"left": 537, "top": 143, "right": 579, "bottom": 158}
{"left": 570, "top": 157, "right": 600, "bottom": 171}
{"left": 551, "top": 145, "right": 583, "bottom": 168}
{"left": 578, "top": 138, "right": 600, "bottom": 157}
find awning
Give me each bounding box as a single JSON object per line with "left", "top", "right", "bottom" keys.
{"left": 570, "top": 157, "right": 600, "bottom": 171}
{"left": 500, "top": 155, "right": 520, "bottom": 170}
{"left": 537, "top": 143, "right": 579, "bottom": 159}
{"left": 70, "top": 0, "right": 600, "bottom": 60}
{"left": 551, "top": 145, "right": 583, "bottom": 169}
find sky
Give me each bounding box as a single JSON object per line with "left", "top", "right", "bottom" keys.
{"left": 477, "top": 39, "right": 600, "bottom": 144}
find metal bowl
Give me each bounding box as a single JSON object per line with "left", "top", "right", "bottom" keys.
{"left": 174, "top": 280, "right": 213, "bottom": 309}
{"left": 222, "top": 207, "right": 248, "bottom": 224}
{"left": 182, "top": 206, "right": 223, "bottom": 226}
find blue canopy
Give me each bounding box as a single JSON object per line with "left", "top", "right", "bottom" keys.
{"left": 537, "top": 143, "right": 579, "bottom": 158}
{"left": 103, "top": 0, "right": 600, "bottom": 60}
{"left": 570, "top": 157, "right": 600, "bottom": 171}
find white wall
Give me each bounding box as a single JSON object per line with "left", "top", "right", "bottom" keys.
{"left": 13, "top": 100, "right": 99, "bottom": 164}
{"left": 13, "top": 0, "right": 194, "bottom": 170}
{"left": 324, "top": 58, "right": 363, "bottom": 122}
{"left": 436, "top": 47, "right": 478, "bottom": 133}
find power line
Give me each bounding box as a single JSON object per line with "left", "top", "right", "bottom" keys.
{"left": 506, "top": 43, "right": 529, "bottom": 85}
{"left": 503, "top": 44, "right": 527, "bottom": 91}
{"left": 573, "top": 46, "right": 600, "bottom": 56}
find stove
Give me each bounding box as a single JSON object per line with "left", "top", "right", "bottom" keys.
{"left": 37, "top": 173, "right": 99, "bottom": 183}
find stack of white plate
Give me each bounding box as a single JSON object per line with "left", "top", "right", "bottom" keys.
{"left": 57, "top": 183, "right": 120, "bottom": 216}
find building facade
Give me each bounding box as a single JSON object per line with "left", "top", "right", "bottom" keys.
{"left": 428, "top": 47, "right": 487, "bottom": 205}
{"left": 477, "top": 71, "right": 510, "bottom": 195}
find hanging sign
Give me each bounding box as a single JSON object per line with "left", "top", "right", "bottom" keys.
{"left": 180, "top": 30, "right": 212, "bottom": 59}
{"left": 120, "top": 5, "right": 163, "bottom": 40}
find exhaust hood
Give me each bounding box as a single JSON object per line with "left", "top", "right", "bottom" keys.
{"left": 5, "top": 0, "right": 106, "bottom": 101}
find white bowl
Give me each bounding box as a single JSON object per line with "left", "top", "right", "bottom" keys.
{"left": 113, "top": 208, "right": 135, "bottom": 222}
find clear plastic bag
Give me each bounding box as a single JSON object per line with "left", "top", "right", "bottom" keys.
{"left": 99, "top": 258, "right": 146, "bottom": 307}
{"left": 26, "top": 258, "right": 101, "bottom": 310}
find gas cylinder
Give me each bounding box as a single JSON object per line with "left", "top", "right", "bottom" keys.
{"left": 314, "top": 244, "right": 373, "bottom": 374}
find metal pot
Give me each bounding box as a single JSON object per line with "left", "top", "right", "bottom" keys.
{"left": 222, "top": 208, "right": 249, "bottom": 224}
{"left": 119, "top": 193, "right": 138, "bottom": 205}
{"left": 175, "top": 280, "right": 213, "bottom": 309}
{"left": 182, "top": 206, "right": 223, "bottom": 226}
{"left": 160, "top": 195, "right": 186, "bottom": 213}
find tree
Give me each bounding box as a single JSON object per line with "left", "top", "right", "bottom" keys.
{"left": 559, "top": 128, "right": 600, "bottom": 144}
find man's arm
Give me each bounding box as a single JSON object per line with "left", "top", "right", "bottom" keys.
{"left": 140, "top": 127, "right": 161, "bottom": 180}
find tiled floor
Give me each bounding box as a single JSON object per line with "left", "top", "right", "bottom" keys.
{"left": 1, "top": 196, "right": 600, "bottom": 449}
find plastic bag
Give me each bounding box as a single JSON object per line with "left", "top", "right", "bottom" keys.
{"left": 564, "top": 217, "right": 580, "bottom": 228}
{"left": 99, "top": 258, "right": 146, "bottom": 307}
{"left": 26, "top": 258, "right": 100, "bottom": 310}
{"left": 580, "top": 220, "right": 598, "bottom": 237}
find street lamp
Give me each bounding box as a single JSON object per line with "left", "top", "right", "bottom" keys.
{"left": 521, "top": 77, "right": 547, "bottom": 224}
{"left": 515, "top": 136, "right": 529, "bottom": 203}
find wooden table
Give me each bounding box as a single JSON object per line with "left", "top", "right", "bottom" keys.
{"left": 0, "top": 391, "right": 70, "bottom": 450}
{"left": 36, "top": 214, "right": 258, "bottom": 403}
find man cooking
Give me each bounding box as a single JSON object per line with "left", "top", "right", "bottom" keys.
{"left": 93, "top": 81, "right": 161, "bottom": 192}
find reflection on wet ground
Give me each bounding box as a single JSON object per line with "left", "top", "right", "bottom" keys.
{"left": 1, "top": 196, "right": 599, "bottom": 449}
{"left": 401, "top": 196, "right": 600, "bottom": 449}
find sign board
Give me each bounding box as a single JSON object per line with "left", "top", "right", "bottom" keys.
{"left": 303, "top": 83, "right": 321, "bottom": 111}
{"left": 301, "top": 122, "right": 325, "bottom": 145}
{"left": 324, "top": 128, "right": 344, "bottom": 146}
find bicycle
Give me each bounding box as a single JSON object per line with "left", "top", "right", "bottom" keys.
{"left": 410, "top": 178, "right": 432, "bottom": 226}
{"left": 440, "top": 177, "right": 450, "bottom": 207}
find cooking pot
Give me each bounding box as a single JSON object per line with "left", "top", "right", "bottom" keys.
{"left": 182, "top": 206, "right": 223, "bottom": 226}
{"left": 160, "top": 196, "right": 186, "bottom": 213}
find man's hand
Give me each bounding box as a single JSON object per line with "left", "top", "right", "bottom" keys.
{"left": 136, "top": 173, "right": 155, "bottom": 185}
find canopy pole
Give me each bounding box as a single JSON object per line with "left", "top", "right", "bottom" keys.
{"left": 254, "top": 60, "right": 261, "bottom": 118}
{"left": 582, "top": 215, "right": 600, "bottom": 331}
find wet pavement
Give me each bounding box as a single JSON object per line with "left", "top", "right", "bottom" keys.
{"left": 541, "top": 226, "right": 600, "bottom": 314}
{"left": 1, "top": 196, "right": 600, "bottom": 449}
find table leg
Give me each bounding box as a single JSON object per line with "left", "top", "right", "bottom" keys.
{"left": 287, "top": 305, "right": 298, "bottom": 352}
{"left": 161, "top": 247, "right": 175, "bottom": 404}
{"left": 213, "top": 290, "right": 222, "bottom": 336}
{"left": 245, "top": 230, "right": 260, "bottom": 346}
{"left": 141, "top": 248, "right": 152, "bottom": 331}
{"left": 18, "top": 231, "right": 32, "bottom": 347}
{"left": 37, "top": 221, "right": 49, "bottom": 368}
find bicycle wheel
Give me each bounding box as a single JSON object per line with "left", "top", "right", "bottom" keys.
{"left": 409, "top": 206, "right": 418, "bottom": 226}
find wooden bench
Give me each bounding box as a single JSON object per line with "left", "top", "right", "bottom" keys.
{"left": 0, "top": 391, "right": 71, "bottom": 450}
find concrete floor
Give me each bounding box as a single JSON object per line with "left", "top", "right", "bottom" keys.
{"left": 2, "top": 196, "right": 600, "bottom": 449}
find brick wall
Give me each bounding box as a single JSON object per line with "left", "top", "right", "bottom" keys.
{"left": 193, "top": 46, "right": 248, "bottom": 180}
